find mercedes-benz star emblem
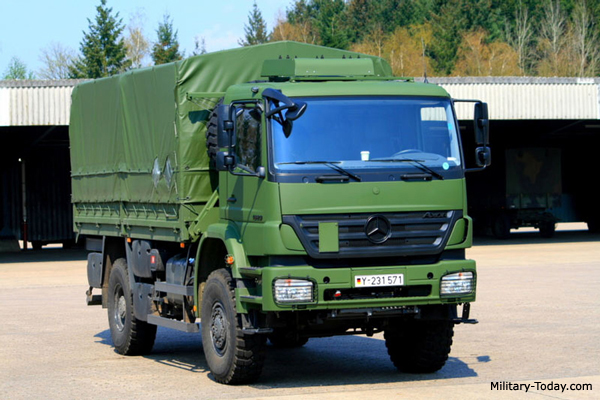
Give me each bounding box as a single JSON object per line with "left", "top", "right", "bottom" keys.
{"left": 364, "top": 215, "right": 392, "bottom": 244}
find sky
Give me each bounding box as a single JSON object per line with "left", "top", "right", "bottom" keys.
{"left": 0, "top": 0, "right": 295, "bottom": 77}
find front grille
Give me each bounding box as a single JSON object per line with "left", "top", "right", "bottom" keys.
{"left": 282, "top": 210, "right": 461, "bottom": 259}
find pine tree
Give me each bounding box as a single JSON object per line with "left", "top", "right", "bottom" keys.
{"left": 313, "top": 0, "right": 348, "bottom": 49}
{"left": 239, "top": 1, "right": 270, "bottom": 46}
{"left": 69, "top": 0, "right": 130, "bottom": 78}
{"left": 428, "top": 0, "right": 467, "bottom": 75}
{"left": 151, "top": 14, "right": 183, "bottom": 65}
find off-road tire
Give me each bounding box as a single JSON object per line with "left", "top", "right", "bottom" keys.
{"left": 107, "top": 258, "right": 156, "bottom": 355}
{"left": 588, "top": 219, "right": 600, "bottom": 233}
{"left": 492, "top": 213, "right": 511, "bottom": 240}
{"left": 539, "top": 221, "right": 556, "bottom": 238}
{"left": 384, "top": 320, "right": 454, "bottom": 373}
{"left": 201, "top": 268, "right": 266, "bottom": 384}
{"left": 206, "top": 99, "right": 223, "bottom": 168}
{"left": 268, "top": 329, "right": 309, "bottom": 348}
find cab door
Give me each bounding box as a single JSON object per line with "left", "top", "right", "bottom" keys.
{"left": 223, "top": 104, "right": 266, "bottom": 225}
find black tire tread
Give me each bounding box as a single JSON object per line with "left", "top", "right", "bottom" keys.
{"left": 492, "top": 213, "right": 511, "bottom": 240}
{"left": 108, "top": 258, "right": 156, "bottom": 356}
{"left": 384, "top": 320, "right": 454, "bottom": 373}
{"left": 202, "top": 268, "right": 266, "bottom": 384}
{"left": 539, "top": 221, "right": 556, "bottom": 238}
{"left": 205, "top": 99, "right": 222, "bottom": 168}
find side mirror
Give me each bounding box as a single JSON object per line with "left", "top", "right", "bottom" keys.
{"left": 285, "top": 101, "right": 307, "bottom": 121}
{"left": 454, "top": 98, "right": 492, "bottom": 172}
{"left": 217, "top": 104, "right": 234, "bottom": 148}
{"left": 474, "top": 102, "right": 489, "bottom": 146}
{"left": 475, "top": 146, "right": 491, "bottom": 167}
{"left": 216, "top": 151, "right": 236, "bottom": 172}
{"left": 263, "top": 88, "right": 307, "bottom": 137}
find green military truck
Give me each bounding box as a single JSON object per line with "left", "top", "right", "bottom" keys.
{"left": 71, "top": 42, "right": 490, "bottom": 384}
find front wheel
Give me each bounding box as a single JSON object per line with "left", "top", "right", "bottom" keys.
{"left": 201, "top": 268, "right": 266, "bottom": 384}
{"left": 107, "top": 258, "right": 156, "bottom": 355}
{"left": 384, "top": 319, "right": 454, "bottom": 373}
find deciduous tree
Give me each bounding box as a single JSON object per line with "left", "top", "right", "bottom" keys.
{"left": 38, "top": 42, "right": 76, "bottom": 79}
{"left": 569, "top": 0, "right": 599, "bottom": 77}
{"left": 3, "top": 57, "right": 35, "bottom": 80}
{"left": 537, "top": 0, "right": 568, "bottom": 76}
{"left": 384, "top": 24, "right": 436, "bottom": 78}
{"left": 125, "top": 9, "right": 150, "bottom": 69}
{"left": 192, "top": 36, "right": 207, "bottom": 56}
{"left": 504, "top": 0, "right": 534, "bottom": 75}
{"left": 454, "top": 29, "right": 521, "bottom": 76}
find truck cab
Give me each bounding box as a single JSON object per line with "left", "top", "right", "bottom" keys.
{"left": 200, "top": 58, "right": 489, "bottom": 381}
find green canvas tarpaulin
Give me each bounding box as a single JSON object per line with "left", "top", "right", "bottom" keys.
{"left": 69, "top": 41, "right": 393, "bottom": 207}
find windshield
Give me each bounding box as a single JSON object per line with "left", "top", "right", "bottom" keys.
{"left": 271, "top": 96, "right": 462, "bottom": 180}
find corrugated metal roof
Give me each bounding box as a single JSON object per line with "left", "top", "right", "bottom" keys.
{"left": 0, "top": 79, "right": 87, "bottom": 88}
{"left": 417, "top": 77, "right": 600, "bottom": 120}
{"left": 0, "top": 77, "right": 599, "bottom": 126}
{"left": 421, "top": 76, "right": 600, "bottom": 85}
{"left": 0, "top": 80, "right": 86, "bottom": 126}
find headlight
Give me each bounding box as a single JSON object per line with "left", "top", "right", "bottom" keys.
{"left": 440, "top": 271, "right": 474, "bottom": 296}
{"left": 274, "top": 279, "right": 314, "bottom": 303}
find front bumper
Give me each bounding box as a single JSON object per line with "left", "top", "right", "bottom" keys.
{"left": 236, "top": 259, "right": 476, "bottom": 312}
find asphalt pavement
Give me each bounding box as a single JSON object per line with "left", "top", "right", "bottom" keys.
{"left": 1, "top": 225, "right": 598, "bottom": 399}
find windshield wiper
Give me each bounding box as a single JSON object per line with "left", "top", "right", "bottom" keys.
{"left": 368, "top": 158, "right": 444, "bottom": 180}
{"left": 277, "top": 161, "right": 362, "bottom": 182}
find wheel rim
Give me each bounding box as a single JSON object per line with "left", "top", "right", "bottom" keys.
{"left": 210, "top": 301, "right": 228, "bottom": 357}
{"left": 113, "top": 285, "right": 127, "bottom": 332}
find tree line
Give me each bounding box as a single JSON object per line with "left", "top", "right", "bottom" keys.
{"left": 3, "top": 0, "right": 193, "bottom": 80}
{"left": 268, "top": 0, "right": 600, "bottom": 77}
{"left": 3, "top": 0, "right": 600, "bottom": 80}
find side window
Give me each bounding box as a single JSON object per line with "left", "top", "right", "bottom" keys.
{"left": 235, "top": 107, "right": 262, "bottom": 173}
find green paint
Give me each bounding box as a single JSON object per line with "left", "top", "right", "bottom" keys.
{"left": 257, "top": 260, "right": 476, "bottom": 311}
{"left": 280, "top": 180, "right": 465, "bottom": 215}
{"left": 73, "top": 42, "right": 482, "bottom": 357}
{"left": 318, "top": 222, "right": 339, "bottom": 253}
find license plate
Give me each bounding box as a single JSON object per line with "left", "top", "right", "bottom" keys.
{"left": 354, "top": 274, "right": 404, "bottom": 288}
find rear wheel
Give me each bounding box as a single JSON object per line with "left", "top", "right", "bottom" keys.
{"left": 384, "top": 319, "right": 454, "bottom": 373}
{"left": 492, "top": 213, "right": 511, "bottom": 239}
{"left": 587, "top": 219, "right": 600, "bottom": 233}
{"left": 539, "top": 221, "right": 556, "bottom": 238}
{"left": 107, "top": 258, "right": 156, "bottom": 355}
{"left": 201, "top": 268, "right": 266, "bottom": 384}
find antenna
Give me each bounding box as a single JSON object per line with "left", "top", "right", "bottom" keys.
{"left": 421, "top": 37, "right": 428, "bottom": 84}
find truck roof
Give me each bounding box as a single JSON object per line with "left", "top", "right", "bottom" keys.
{"left": 226, "top": 80, "right": 450, "bottom": 101}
